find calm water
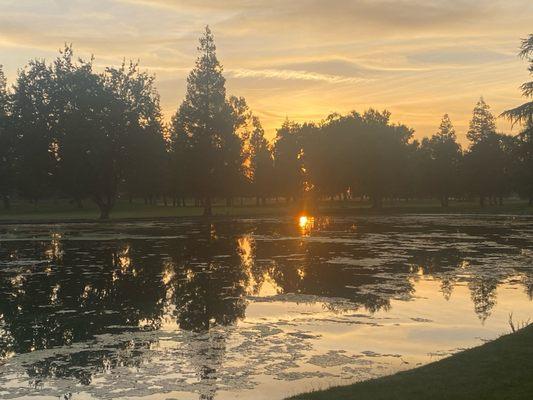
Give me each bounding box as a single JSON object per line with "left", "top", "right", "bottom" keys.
{"left": 0, "top": 215, "right": 532, "bottom": 399}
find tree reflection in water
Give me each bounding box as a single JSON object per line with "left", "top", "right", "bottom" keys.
{"left": 0, "top": 215, "right": 532, "bottom": 397}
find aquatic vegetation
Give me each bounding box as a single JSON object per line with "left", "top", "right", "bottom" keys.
{"left": 0, "top": 215, "right": 532, "bottom": 399}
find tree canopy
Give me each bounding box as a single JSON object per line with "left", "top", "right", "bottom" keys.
{"left": 1, "top": 30, "right": 533, "bottom": 217}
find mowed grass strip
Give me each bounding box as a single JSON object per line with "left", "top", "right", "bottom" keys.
{"left": 288, "top": 325, "right": 533, "bottom": 400}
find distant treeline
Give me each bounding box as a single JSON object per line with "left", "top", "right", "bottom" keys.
{"left": 0, "top": 28, "right": 532, "bottom": 218}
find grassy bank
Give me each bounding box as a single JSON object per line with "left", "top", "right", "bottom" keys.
{"left": 0, "top": 198, "right": 531, "bottom": 223}
{"left": 288, "top": 325, "right": 533, "bottom": 400}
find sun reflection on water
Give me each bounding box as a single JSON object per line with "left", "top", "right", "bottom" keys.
{"left": 298, "top": 215, "right": 315, "bottom": 235}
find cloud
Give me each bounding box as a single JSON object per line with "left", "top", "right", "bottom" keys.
{"left": 0, "top": 0, "right": 531, "bottom": 144}
{"left": 227, "top": 67, "right": 372, "bottom": 84}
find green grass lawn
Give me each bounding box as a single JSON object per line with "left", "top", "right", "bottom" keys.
{"left": 0, "top": 199, "right": 294, "bottom": 221}
{"left": 288, "top": 325, "right": 533, "bottom": 400}
{"left": 0, "top": 198, "right": 531, "bottom": 222}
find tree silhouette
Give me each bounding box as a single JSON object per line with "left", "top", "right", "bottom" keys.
{"left": 248, "top": 116, "right": 274, "bottom": 204}
{"left": 502, "top": 34, "right": 533, "bottom": 206}
{"left": 0, "top": 65, "right": 14, "bottom": 209}
{"left": 171, "top": 26, "right": 244, "bottom": 216}
{"left": 273, "top": 119, "right": 306, "bottom": 202}
{"left": 358, "top": 109, "right": 413, "bottom": 208}
{"left": 11, "top": 59, "right": 56, "bottom": 203}
{"left": 420, "top": 114, "right": 462, "bottom": 206}
{"left": 1, "top": 34, "right": 533, "bottom": 214}
{"left": 464, "top": 99, "right": 504, "bottom": 206}
{"left": 501, "top": 34, "right": 533, "bottom": 126}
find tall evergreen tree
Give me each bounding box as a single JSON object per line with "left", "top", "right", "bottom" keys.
{"left": 467, "top": 97, "right": 496, "bottom": 143}
{"left": 464, "top": 99, "right": 503, "bottom": 206}
{"left": 171, "top": 26, "right": 244, "bottom": 216}
{"left": 422, "top": 114, "right": 462, "bottom": 206}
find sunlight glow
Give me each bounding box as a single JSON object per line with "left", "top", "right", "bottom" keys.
{"left": 298, "top": 215, "right": 315, "bottom": 235}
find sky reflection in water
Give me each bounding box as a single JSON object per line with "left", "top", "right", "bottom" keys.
{"left": 0, "top": 215, "right": 532, "bottom": 399}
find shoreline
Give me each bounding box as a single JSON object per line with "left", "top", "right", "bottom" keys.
{"left": 0, "top": 200, "right": 532, "bottom": 225}
{"left": 0, "top": 202, "right": 533, "bottom": 225}
{"left": 287, "top": 324, "right": 533, "bottom": 400}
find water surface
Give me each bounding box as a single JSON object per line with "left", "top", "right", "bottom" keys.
{"left": 0, "top": 215, "right": 532, "bottom": 399}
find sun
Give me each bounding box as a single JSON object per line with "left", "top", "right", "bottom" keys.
{"left": 299, "top": 215, "right": 309, "bottom": 229}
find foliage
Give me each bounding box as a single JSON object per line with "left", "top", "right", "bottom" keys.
{"left": 2, "top": 31, "right": 533, "bottom": 218}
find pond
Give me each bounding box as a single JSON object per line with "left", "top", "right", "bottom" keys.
{"left": 0, "top": 215, "right": 532, "bottom": 399}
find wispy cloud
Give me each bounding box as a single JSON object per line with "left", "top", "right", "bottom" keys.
{"left": 227, "top": 68, "right": 372, "bottom": 84}
{"left": 0, "top": 0, "right": 531, "bottom": 143}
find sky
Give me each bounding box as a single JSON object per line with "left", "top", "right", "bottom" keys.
{"left": 1, "top": 0, "right": 532, "bottom": 144}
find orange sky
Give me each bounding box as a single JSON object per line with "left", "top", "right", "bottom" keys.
{"left": 1, "top": 0, "right": 532, "bottom": 145}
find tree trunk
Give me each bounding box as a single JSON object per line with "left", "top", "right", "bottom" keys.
{"left": 99, "top": 204, "right": 111, "bottom": 220}
{"left": 94, "top": 195, "right": 114, "bottom": 220}
{"left": 479, "top": 196, "right": 485, "bottom": 207}
{"left": 204, "top": 197, "right": 212, "bottom": 216}
{"left": 2, "top": 195, "right": 10, "bottom": 210}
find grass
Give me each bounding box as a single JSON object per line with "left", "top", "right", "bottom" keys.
{"left": 0, "top": 198, "right": 531, "bottom": 223}
{"left": 0, "top": 199, "right": 290, "bottom": 222}
{"left": 288, "top": 324, "right": 533, "bottom": 400}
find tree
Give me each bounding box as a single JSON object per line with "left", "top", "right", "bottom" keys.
{"left": 303, "top": 113, "right": 356, "bottom": 201}
{"left": 272, "top": 119, "right": 306, "bottom": 201}
{"left": 223, "top": 95, "right": 250, "bottom": 205}
{"left": 512, "top": 123, "right": 533, "bottom": 205}
{"left": 421, "top": 114, "right": 462, "bottom": 206}
{"left": 358, "top": 109, "right": 413, "bottom": 208}
{"left": 171, "top": 26, "right": 244, "bottom": 216}
{"left": 464, "top": 99, "right": 504, "bottom": 206}
{"left": 51, "top": 46, "right": 164, "bottom": 219}
{"left": 110, "top": 61, "right": 166, "bottom": 206}
{"left": 248, "top": 116, "right": 274, "bottom": 204}
{"left": 502, "top": 34, "right": 533, "bottom": 205}
{"left": 0, "top": 65, "right": 15, "bottom": 209}
{"left": 11, "top": 59, "right": 56, "bottom": 203}
{"left": 467, "top": 97, "right": 496, "bottom": 144}
{"left": 501, "top": 34, "right": 533, "bottom": 126}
